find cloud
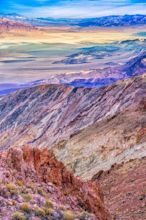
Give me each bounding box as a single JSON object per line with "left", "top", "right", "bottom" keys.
{"left": 1, "top": 0, "right": 146, "bottom": 18}
{"left": 19, "top": 1, "right": 146, "bottom": 18}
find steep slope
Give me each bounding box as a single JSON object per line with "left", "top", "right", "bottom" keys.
{"left": 53, "top": 74, "right": 146, "bottom": 178}
{"left": 0, "top": 145, "right": 109, "bottom": 220}
{"left": 0, "top": 73, "right": 146, "bottom": 154}
{"left": 93, "top": 157, "right": 146, "bottom": 220}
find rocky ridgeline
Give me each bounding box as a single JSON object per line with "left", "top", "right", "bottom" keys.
{"left": 0, "top": 146, "right": 109, "bottom": 220}
{"left": 1, "top": 74, "right": 146, "bottom": 175}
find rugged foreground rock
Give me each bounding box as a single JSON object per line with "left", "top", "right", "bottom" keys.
{"left": 0, "top": 146, "right": 109, "bottom": 220}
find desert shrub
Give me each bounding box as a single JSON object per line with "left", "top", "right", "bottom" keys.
{"left": 60, "top": 205, "right": 66, "bottom": 211}
{"left": 21, "top": 193, "right": 32, "bottom": 202}
{"left": 20, "top": 202, "right": 31, "bottom": 213}
{"left": 79, "top": 211, "right": 94, "bottom": 219}
{"left": 12, "top": 211, "right": 26, "bottom": 220}
{"left": 45, "top": 207, "right": 54, "bottom": 215}
{"left": 17, "top": 180, "right": 24, "bottom": 187}
{"left": 28, "top": 183, "right": 36, "bottom": 193}
{"left": 63, "top": 190, "right": 70, "bottom": 196}
{"left": 64, "top": 210, "right": 75, "bottom": 220}
{"left": 12, "top": 200, "right": 17, "bottom": 206}
{"left": 6, "top": 183, "right": 17, "bottom": 195}
{"left": 37, "top": 188, "right": 46, "bottom": 197}
{"left": 34, "top": 206, "right": 45, "bottom": 217}
{"left": 45, "top": 199, "right": 53, "bottom": 208}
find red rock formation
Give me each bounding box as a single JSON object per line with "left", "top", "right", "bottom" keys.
{"left": 0, "top": 146, "right": 109, "bottom": 220}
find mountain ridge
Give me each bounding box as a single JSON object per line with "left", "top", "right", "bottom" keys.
{"left": 1, "top": 14, "right": 146, "bottom": 27}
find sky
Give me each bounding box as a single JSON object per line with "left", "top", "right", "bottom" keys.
{"left": 1, "top": 0, "right": 146, "bottom": 18}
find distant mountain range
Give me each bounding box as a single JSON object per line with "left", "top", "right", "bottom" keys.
{"left": 0, "top": 17, "right": 33, "bottom": 31}
{"left": 0, "top": 13, "right": 146, "bottom": 27}
{"left": 1, "top": 50, "right": 145, "bottom": 96}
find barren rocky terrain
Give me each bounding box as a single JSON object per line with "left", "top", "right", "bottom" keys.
{"left": 93, "top": 157, "right": 146, "bottom": 220}
{"left": 1, "top": 72, "right": 146, "bottom": 219}
{"left": 0, "top": 145, "right": 109, "bottom": 220}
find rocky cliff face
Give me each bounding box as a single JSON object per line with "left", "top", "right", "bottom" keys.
{"left": 0, "top": 145, "right": 109, "bottom": 220}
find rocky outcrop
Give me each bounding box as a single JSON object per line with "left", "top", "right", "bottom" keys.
{"left": 0, "top": 146, "right": 109, "bottom": 220}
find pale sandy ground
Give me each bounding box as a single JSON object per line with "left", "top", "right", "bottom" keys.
{"left": 0, "top": 25, "right": 146, "bottom": 45}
